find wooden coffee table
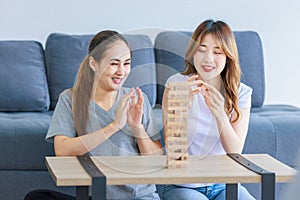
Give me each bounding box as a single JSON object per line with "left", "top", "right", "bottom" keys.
{"left": 46, "top": 154, "right": 297, "bottom": 200}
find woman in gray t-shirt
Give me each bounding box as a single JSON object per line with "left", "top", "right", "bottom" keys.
{"left": 25, "top": 30, "right": 162, "bottom": 200}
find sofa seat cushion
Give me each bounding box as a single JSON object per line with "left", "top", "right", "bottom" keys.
{"left": 0, "top": 170, "right": 75, "bottom": 200}
{"left": 0, "top": 112, "right": 54, "bottom": 170}
{"left": 243, "top": 111, "right": 276, "bottom": 157}
{"left": 0, "top": 41, "right": 50, "bottom": 111}
{"left": 250, "top": 105, "right": 300, "bottom": 167}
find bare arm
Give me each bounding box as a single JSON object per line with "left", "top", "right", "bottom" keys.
{"left": 54, "top": 121, "right": 119, "bottom": 156}
{"left": 54, "top": 89, "right": 134, "bottom": 156}
{"left": 55, "top": 88, "right": 162, "bottom": 156}
{"left": 201, "top": 84, "right": 250, "bottom": 153}
{"left": 189, "top": 75, "right": 250, "bottom": 153}
{"left": 132, "top": 125, "right": 163, "bottom": 155}
{"left": 215, "top": 108, "right": 250, "bottom": 153}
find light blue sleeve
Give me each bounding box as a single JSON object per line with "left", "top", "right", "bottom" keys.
{"left": 46, "top": 89, "right": 76, "bottom": 143}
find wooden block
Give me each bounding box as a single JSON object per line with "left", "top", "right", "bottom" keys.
{"left": 167, "top": 109, "right": 188, "bottom": 115}
{"left": 167, "top": 113, "right": 188, "bottom": 120}
{"left": 167, "top": 121, "right": 187, "bottom": 126}
{"left": 167, "top": 123, "right": 187, "bottom": 128}
{"left": 167, "top": 112, "right": 188, "bottom": 117}
{"left": 166, "top": 142, "right": 188, "bottom": 148}
{"left": 168, "top": 90, "right": 190, "bottom": 95}
{"left": 166, "top": 136, "right": 188, "bottom": 141}
{"left": 167, "top": 117, "right": 187, "bottom": 123}
{"left": 166, "top": 138, "right": 188, "bottom": 145}
{"left": 167, "top": 98, "right": 190, "bottom": 103}
{"left": 168, "top": 82, "right": 190, "bottom": 86}
{"left": 167, "top": 112, "right": 187, "bottom": 117}
{"left": 167, "top": 156, "right": 189, "bottom": 169}
{"left": 167, "top": 146, "right": 189, "bottom": 152}
{"left": 167, "top": 154, "right": 188, "bottom": 162}
{"left": 168, "top": 104, "right": 189, "bottom": 111}
{"left": 170, "top": 85, "right": 191, "bottom": 91}
{"left": 166, "top": 132, "right": 188, "bottom": 137}
{"left": 168, "top": 101, "right": 190, "bottom": 107}
{"left": 167, "top": 127, "right": 186, "bottom": 133}
{"left": 167, "top": 93, "right": 190, "bottom": 99}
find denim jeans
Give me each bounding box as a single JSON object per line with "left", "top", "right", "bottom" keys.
{"left": 163, "top": 184, "right": 255, "bottom": 200}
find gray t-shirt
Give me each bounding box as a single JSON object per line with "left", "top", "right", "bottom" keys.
{"left": 46, "top": 88, "right": 161, "bottom": 199}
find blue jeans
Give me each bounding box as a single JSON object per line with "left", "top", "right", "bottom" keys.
{"left": 163, "top": 184, "right": 255, "bottom": 200}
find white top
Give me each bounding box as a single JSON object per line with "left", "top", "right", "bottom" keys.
{"left": 166, "top": 73, "right": 252, "bottom": 188}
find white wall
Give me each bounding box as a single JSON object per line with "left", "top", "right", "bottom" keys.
{"left": 1, "top": 0, "right": 300, "bottom": 107}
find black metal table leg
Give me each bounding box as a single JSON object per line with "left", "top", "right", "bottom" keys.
{"left": 226, "top": 183, "right": 238, "bottom": 200}
{"left": 262, "top": 172, "right": 275, "bottom": 200}
{"left": 228, "top": 153, "right": 275, "bottom": 200}
{"left": 77, "top": 155, "right": 107, "bottom": 200}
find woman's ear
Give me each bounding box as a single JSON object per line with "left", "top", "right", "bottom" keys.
{"left": 89, "top": 56, "right": 97, "bottom": 72}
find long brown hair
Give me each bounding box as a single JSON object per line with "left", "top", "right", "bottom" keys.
{"left": 183, "top": 19, "right": 241, "bottom": 122}
{"left": 72, "top": 30, "right": 129, "bottom": 136}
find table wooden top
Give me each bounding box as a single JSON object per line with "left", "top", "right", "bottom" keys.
{"left": 46, "top": 154, "right": 297, "bottom": 186}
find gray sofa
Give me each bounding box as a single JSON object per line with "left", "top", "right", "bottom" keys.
{"left": 0, "top": 31, "right": 299, "bottom": 200}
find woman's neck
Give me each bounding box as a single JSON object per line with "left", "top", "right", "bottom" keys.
{"left": 92, "top": 85, "right": 118, "bottom": 111}
{"left": 198, "top": 74, "right": 223, "bottom": 91}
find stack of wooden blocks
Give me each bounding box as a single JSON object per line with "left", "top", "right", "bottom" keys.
{"left": 166, "top": 82, "right": 190, "bottom": 168}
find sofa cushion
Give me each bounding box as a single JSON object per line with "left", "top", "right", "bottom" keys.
{"left": 250, "top": 105, "right": 300, "bottom": 167}
{"left": 234, "top": 31, "right": 265, "bottom": 108}
{"left": 0, "top": 112, "right": 53, "bottom": 170}
{"left": 123, "top": 35, "right": 157, "bottom": 107}
{"left": 242, "top": 111, "right": 276, "bottom": 157}
{"left": 45, "top": 33, "right": 91, "bottom": 110}
{"left": 45, "top": 33, "right": 156, "bottom": 110}
{"left": 0, "top": 171, "right": 75, "bottom": 200}
{"left": 155, "top": 31, "right": 190, "bottom": 106}
{"left": 0, "top": 41, "right": 50, "bottom": 111}
{"left": 154, "top": 31, "right": 265, "bottom": 107}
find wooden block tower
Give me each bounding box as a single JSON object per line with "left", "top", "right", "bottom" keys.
{"left": 166, "top": 82, "right": 190, "bottom": 168}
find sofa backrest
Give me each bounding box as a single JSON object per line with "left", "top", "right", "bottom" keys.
{"left": 0, "top": 41, "right": 50, "bottom": 111}
{"left": 45, "top": 33, "right": 156, "bottom": 110}
{"left": 0, "top": 31, "right": 265, "bottom": 111}
{"left": 154, "top": 31, "right": 265, "bottom": 108}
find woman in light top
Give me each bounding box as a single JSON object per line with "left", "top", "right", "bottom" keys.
{"left": 162, "top": 19, "right": 255, "bottom": 200}
{"left": 25, "top": 30, "right": 162, "bottom": 200}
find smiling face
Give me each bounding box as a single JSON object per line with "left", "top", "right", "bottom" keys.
{"left": 92, "top": 40, "right": 131, "bottom": 92}
{"left": 193, "top": 34, "right": 226, "bottom": 83}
